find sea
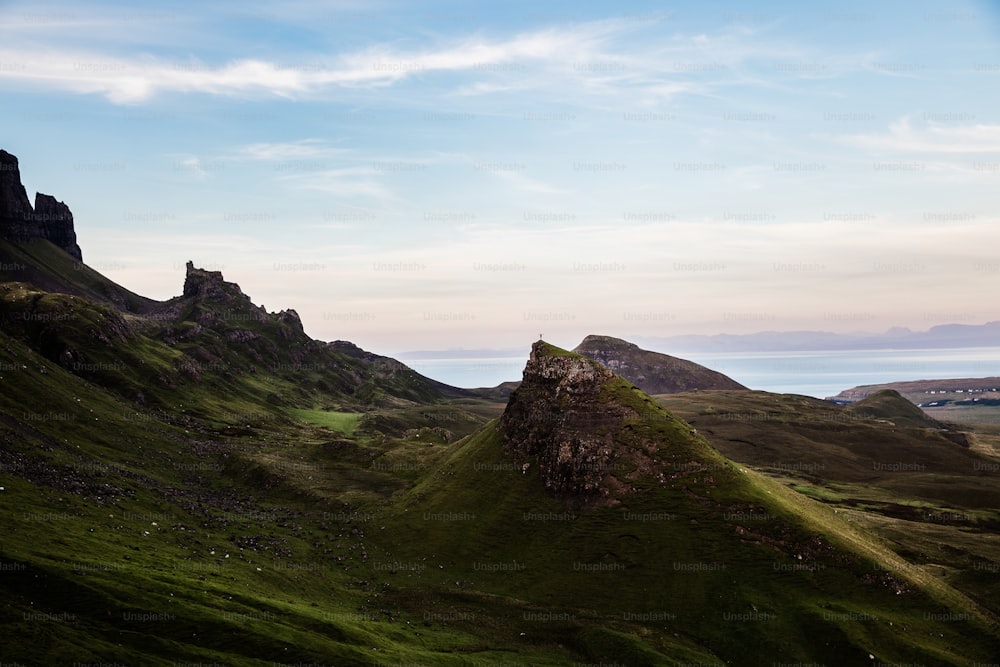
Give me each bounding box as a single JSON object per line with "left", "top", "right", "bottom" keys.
{"left": 397, "top": 346, "right": 1000, "bottom": 399}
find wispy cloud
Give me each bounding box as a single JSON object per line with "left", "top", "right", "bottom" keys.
{"left": 238, "top": 140, "right": 349, "bottom": 161}
{"left": 0, "top": 20, "right": 628, "bottom": 103}
{"left": 0, "top": 16, "right": 788, "bottom": 105}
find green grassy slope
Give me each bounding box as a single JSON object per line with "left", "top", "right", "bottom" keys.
{"left": 0, "top": 239, "right": 155, "bottom": 312}
{"left": 376, "top": 425, "right": 999, "bottom": 664}
{"left": 0, "top": 328, "right": 538, "bottom": 665}
{"left": 831, "top": 376, "right": 1000, "bottom": 427}
{"left": 372, "top": 345, "right": 1000, "bottom": 665}
{"left": 659, "top": 388, "right": 1000, "bottom": 639}
{"left": 3, "top": 249, "right": 1000, "bottom": 664}
{"left": 3, "top": 332, "right": 1000, "bottom": 663}
{"left": 0, "top": 278, "right": 458, "bottom": 417}
{"left": 846, "top": 389, "right": 946, "bottom": 428}
{"left": 658, "top": 390, "right": 993, "bottom": 489}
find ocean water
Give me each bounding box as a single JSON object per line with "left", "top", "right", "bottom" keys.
{"left": 680, "top": 347, "right": 1000, "bottom": 398}
{"left": 398, "top": 347, "right": 1000, "bottom": 398}
{"left": 397, "top": 356, "right": 528, "bottom": 390}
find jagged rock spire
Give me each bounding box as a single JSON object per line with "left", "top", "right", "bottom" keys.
{"left": 0, "top": 149, "right": 83, "bottom": 261}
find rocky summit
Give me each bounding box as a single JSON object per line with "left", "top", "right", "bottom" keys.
{"left": 500, "top": 340, "right": 712, "bottom": 505}
{"left": 0, "top": 150, "right": 82, "bottom": 261}
{"left": 178, "top": 260, "right": 304, "bottom": 338}
{"left": 182, "top": 260, "right": 235, "bottom": 299}
{"left": 573, "top": 334, "right": 746, "bottom": 393}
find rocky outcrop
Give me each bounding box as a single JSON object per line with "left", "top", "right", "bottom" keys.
{"left": 34, "top": 193, "right": 81, "bottom": 261}
{"left": 276, "top": 308, "right": 304, "bottom": 337}
{"left": 0, "top": 150, "right": 83, "bottom": 261}
{"left": 181, "top": 261, "right": 256, "bottom": 305}
{"left": 0, "top": 150, "right": 35, "bottom": 238}
{"left": 501, "top": 343, "right": 628, "bottom": 501}
{"left": 573, "top": 334, "right": 746, "bottom": 393}
{"left": 183, "top": 261, "right": 226, "bottom": 298}
{"left": 499, "top": 341, "right": 701, "bottom": 505}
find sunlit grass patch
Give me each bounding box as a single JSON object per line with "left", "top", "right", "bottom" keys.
{"left": 288, "top": 408, "right": 362, "bottom": 434}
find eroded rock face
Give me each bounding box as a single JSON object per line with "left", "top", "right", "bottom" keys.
{"left": 276, "top": 309, "right": 304, "bottom": 337}
{"left": 178, "top": 262, "right": 314, "bottom": 354}
{"left": 500, "top": 342, "right": 639, "bottom": 503}
{"left": 183, "top": 261, "right": 224, "bottom": 298}
{"left": 181, "top": 261, "right": 255, "bottom": 305}
{"left": 499, "top": 341, "right": 720, "bottom": 506}
{"left": 0, "top": 150, "right": 83, "bottom": 261}
{"left": 0, "top": 150, "right": 35, "bottom": 238}
{"left": 34, "top": 193, "right": 81, "bottom": 262}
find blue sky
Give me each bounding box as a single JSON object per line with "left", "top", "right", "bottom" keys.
{"left": 1, "top": 0, "right": 999, "bottom": 357}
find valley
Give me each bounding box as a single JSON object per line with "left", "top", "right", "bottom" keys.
{"left": 2, "top": 149, "right": 1000, "bottom": 664}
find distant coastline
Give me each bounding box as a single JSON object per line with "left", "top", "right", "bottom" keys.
{"left": 397, "top": 346, "right": 1000, "bottom": 398}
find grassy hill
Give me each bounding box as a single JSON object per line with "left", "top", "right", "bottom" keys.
{"left": 659, "top": 388, "right": 1000, "bottom": 629}
{"left": 0, "top": 238, "right": 506, "bottom": 664}
{"left": 0, "top": 239, "right": 155, "bottom": 313}
{"left": 375, "top": 342, "right": 999, "bottom": 664}
{"left": 3, "top": 235, "right": 1000, "bottom": 662}
{"left": 0, "top": 255, "right": 466, "bottom": 415}
{"left": 573, "top": 333, "right": 747, "bottom": 393}
{"left": 4, "top": 331, "right": 1000, "bottom": 663}
{"left": 845, "top": 389, "right": 947, "bottom": 428}
{"left": 0, "top": 318, "right": 515, "bottom": 665}
{"left": 830, "top": 376, "right": 1000, "bottom": 426}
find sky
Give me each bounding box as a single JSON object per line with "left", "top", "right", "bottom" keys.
{"left": 1, "top": 0, "right": 999, "bottom": 360}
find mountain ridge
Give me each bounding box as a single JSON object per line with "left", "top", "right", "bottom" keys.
{"left": 573, "top": 333, "right": 747, "bottom": 393}
{"left": 0, "top": 149, "right": 469, "bottom": 410}
{"left": 3, "top": 149, "right": 1000, "bottom": 663}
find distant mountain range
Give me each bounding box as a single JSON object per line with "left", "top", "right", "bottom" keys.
{"left": 399, "top": 322, "right": 1000, "bottom": 362}
{"left": 635, "top": 322, "right": 1000, "bottom": 353}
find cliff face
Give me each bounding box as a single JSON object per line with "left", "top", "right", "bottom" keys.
{"left": 500, "top": 343, "right": 629, "bottom": 502}
{"left": 499, "top": 341, "right": 712, "bottom": 506}
{"left": 0, "top": 150, "right": 83, "bottom": 261}
{"left": 179, "top": 260, "right": 304, "bottom": 338}
{"left": 0, "top": 150, "right": 39, "bottom": 242}
{"left": 573, "top": 334, "right": 747, "bottom": 393}
{"left": 34, "top": 193, "right": 81, "bottom": 261}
